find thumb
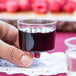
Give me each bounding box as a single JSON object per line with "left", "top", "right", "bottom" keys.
{"left": 0, "top": 40, "right": 33, "bottom": 68}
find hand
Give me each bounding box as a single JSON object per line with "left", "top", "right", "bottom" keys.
{"left": 0, "top": 21, "right": 33, "bottom": 68}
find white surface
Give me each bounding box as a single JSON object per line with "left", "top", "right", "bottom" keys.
{"left": 0, "top": 12, "right": 76, "bottom": 22}
{"left": 0, "top": 52, "right": 67, "bottom": 75}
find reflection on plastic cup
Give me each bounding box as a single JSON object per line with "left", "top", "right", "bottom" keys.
{"left": 66, "top": 48, "right": 76, "bottom": 76}
{"left": 65, "top": 37, "right": 76, "bottom": 76}
{"left": 65, "top": 37, "right": 76, "bottom": 49}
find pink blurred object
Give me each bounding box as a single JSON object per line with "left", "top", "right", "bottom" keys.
{"left": 49, "top": 0, "right": 62, "bottom": 12}
{"left": 32, "top": 0, "right": 48, "bottom": 14}
{"left": 6, "top": 0, "right": 19, "bottom": 12}
{"left": 0, "top": 2, "right": 6, "bottom": 11}
{"left": 18, "top": 0, "right": 31, "bottom": 11}
{"left": 63, "top": 1, "right": 75, "bottom": 13}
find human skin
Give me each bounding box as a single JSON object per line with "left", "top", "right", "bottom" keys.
{"left": 0, "top": 21, "right": 33, "bottom": 68}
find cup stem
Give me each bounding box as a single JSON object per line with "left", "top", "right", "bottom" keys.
{"left": 33, "top": 52, "right": 40, "bottom": 58}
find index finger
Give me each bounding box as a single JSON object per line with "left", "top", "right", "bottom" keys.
{"left": 0, "top": 20, "right": 18, "bottom": 47}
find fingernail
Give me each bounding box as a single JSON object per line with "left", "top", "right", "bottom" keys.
{"left": 21, "top": 55, "right": 32, "bottom": 67}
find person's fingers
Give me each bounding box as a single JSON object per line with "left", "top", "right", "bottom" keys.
{"left": 0, "top": 21, "right": 19, "bottom": 47}
{"left": 0, "top": 40, "right": 33, "bottom": 68}
{"left": 24, "top": 51, "right": 33, "bottom": 58}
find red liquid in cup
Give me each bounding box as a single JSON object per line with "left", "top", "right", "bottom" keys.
{"left": 19, "top": 27, "right": 55, "bottom": 52}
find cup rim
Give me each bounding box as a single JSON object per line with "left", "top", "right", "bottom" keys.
{"left": 17, "top": 19, "right": 57, "bottom": 26}
{"left": 64, "top": 37, "right": 76, "bottom": 47}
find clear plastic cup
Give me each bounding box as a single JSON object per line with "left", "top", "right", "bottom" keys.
{"left": 66, "top": 48, "right": 76, "bottom": 76}
{"left": 65, "top": 37, "right": 76, "bottom": 76}
{"left": 65, "top": 37, "right": 76, "bottom": 49}
{"left": 18, "top": 19, "right": 57, "bottom": 66}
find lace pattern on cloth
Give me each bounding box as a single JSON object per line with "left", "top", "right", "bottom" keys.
{"left": 0, "top": 52, "right": 67, "bottom": 75}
